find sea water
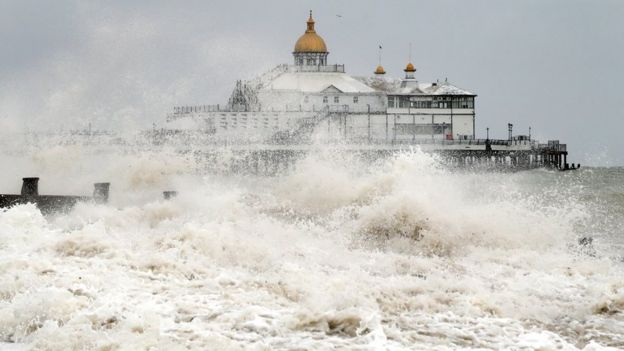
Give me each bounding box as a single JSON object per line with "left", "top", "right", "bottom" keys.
{"left": 0, "top": 147, "right": 622, "bottom": 350}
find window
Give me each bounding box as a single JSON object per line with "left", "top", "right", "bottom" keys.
{"left": 409, "top": 99, "right": 432, "bottom": 109}
{"left": 334, "top": 96, "right": 339, "bottom": 103}
{"left": 353, "top": 96, "right": 359, "bottom": 103}
{"left": 399, "top": 96, "right": 410, "bottom": 108}
{"left": 304, "top": 96, "right": 309, "bottom": 103}
{"left": 323, "top": 96, "right": 328, "bottom": 103}
{"left": 388, "top": 96, "right": 395, "bottom": 108}
{"left": 450, "top": 96, "right": 474, "bottom": 109}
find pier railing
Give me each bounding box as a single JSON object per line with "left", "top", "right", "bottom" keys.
{"left": 540, "top": 141, "right": 567, "bottom": 152}
{"left": 287, "top": 64, "right": 345, "bottom": 73}
{"left": 171, "top": 105, "right": 225, "bottom": 116}
{"left": 369, "top": 138, "right": 536, "bottom": 147}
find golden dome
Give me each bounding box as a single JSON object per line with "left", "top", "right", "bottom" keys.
{"left": 404, "top": 62, "right": 416, "bottom": 72}
{"left": 294, "top": 11, "right": 327, "bottom": 53}
{"left": 374, "top": 65, "right": 386, "bottom": 75}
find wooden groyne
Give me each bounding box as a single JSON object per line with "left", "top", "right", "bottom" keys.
{"left": 0, "top": 178, "right": 110, "bottom": 214}
{"left": 0, "top": 178, "right": 181, "bottom": 214}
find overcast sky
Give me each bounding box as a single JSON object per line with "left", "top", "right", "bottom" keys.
{"left": 1, "top": 0, "right": 623, "bottom": 165}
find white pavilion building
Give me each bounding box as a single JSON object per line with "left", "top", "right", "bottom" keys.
{"left": 167, "top": 11, "right": 476, "bottom": 144}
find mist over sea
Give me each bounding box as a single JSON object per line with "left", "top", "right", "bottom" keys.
{"left": 0, "top": 147, "right": 622, "bottom": 350}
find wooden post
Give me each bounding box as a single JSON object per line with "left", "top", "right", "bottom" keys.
{"left": 21, "top": 178, "right": 39, "bottom": 196}
{"left": 93, "top": 183, "right": 110, "bottom": 204}
{"left": 163, "top": 191, "right": 177, "bottom": 200}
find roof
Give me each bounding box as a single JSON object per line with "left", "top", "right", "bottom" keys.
{"left": 356, "top": 76, "right": 475, "bottom": 96}
{"left": 294, "top": 11, "right": 327, "bottom": 53}
{"left": 265, "top": 72, "right": 376, "bottom": 93}
{"left": 294, "top": 32, "right": 327, "bottom": 53}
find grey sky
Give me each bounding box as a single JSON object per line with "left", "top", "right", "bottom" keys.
{"left": 1, "top": 0, "right": 622, "bottom": 165}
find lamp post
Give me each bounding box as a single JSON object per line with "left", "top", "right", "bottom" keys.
{"left": 486, "top": 127, "right": 489, "bottom": 140}
{"left": 529, "top": 126, "right": 531, "bottom": 141}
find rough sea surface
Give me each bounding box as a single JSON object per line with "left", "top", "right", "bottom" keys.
{"left": 0, "top": 147, "right": 622, "bottom": 350}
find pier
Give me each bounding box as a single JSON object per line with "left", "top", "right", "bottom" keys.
{"left": 183, "top": 137, "right": 572, "bottom": 175}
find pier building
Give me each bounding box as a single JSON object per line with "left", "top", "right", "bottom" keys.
{"left": 166, "top": 11, "right": 476, "bottom": 144}
{"left": 159, "top": 11, "right": 570, "bottom": 172}
{"left": 0, "top": 12, "right": 572, "bottom": 174}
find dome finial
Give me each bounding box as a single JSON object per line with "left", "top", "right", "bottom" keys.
{"left": 404, "top": 43, "right": 416, "bottom": 79}
{"left": 307, "top": 10, "right": 315, "bottom": 32}
{"left": 375, "top": 45, "right": 386, "bottom": 75}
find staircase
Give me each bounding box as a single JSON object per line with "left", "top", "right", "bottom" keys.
{"left": 268, "top": 107, "right": 330, "bottom": 144}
